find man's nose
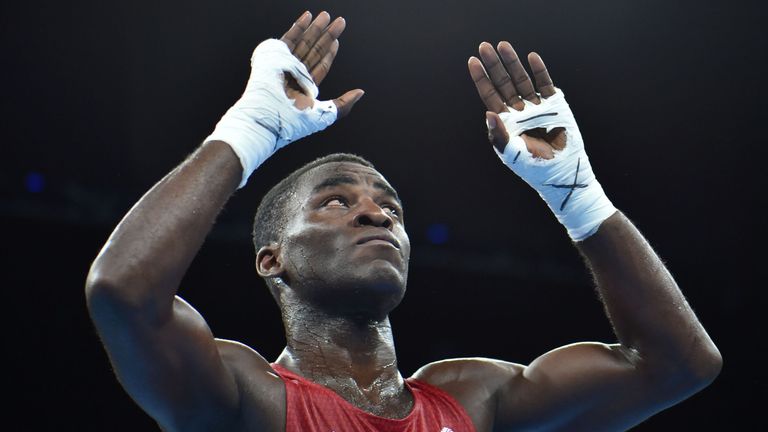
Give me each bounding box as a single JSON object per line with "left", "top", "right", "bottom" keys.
{"left": 354, "top": 199, "right": 393, "bottom": 229}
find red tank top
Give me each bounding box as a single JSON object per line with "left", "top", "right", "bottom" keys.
{"left": 271, "top": 364, "right": 476, "bottom": 432}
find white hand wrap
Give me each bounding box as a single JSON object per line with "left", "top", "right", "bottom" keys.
{"left": 205, "top": 39, "right": 338, "bottom": 188}
{"left": 494, "top": 89, "right": 616, "bottom": 241}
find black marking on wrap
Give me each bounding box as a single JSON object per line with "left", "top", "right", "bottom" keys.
{"left": 248, "top": 89, "right": 285, "bottom": 146}
{"left": 253, "top": 117, "right": 280, "bottom": 138}
{"left": 543, "top": 158, "right": 588, "bottom": 211}
{"left": 516, "top": 112, "right": 558, "bottom": 124}
{"left": 513, "top": 151, "right": 521, "bottom": 164}
{"left": 296, "top": 69, "right": 314, "bottom": 86}
{"left": 259, "top": 111, "right": 283, "bottom": 151}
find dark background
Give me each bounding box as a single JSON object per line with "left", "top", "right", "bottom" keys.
{"left": 3, "top": 0, "right": 764, "bottom": 429}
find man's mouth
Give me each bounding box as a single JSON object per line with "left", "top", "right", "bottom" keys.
{"left": 356, "top": 234, "right": 401, "bottom": 249}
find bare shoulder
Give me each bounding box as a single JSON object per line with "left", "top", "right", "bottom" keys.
{"left": 411, "top": 358, "right": 527, "bottom": 432}
{"left": 214, "top": 339, "right": 286, "bottom": 431}
{"left": 215, "top": 338, "right": 273, "bottom": 369}
{"left": 214, "top": 338, "right": 284, "bottom": 390}
{"left": 412, "top": 357, "right": 526, "bottom": 388}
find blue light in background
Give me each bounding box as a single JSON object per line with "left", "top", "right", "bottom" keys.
{"left": 426, "top": 223, "right": 449, "bottom": 245}
{"left": 25, "top": 172, "right": 45, "bottom": 193}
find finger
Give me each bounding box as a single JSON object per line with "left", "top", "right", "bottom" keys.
{"left": 468, "top": 57, "right": 507, "bottom": 114}
{"left": 498, "top": 42, "right": 539, "bottom": 103}
{"left": 486, "top": 112, "right": 510, "bottom": 152}
{"left": 280, "top": 11, "right": 312, "bottom": 52}
{"left": 333, "top": 89, "right": 365, "bottom": 118}
{"left": 310, "top": 39, "right": 339, "bottom": 85}
{"left": 304, "top": 17, "right": 346, "bottom": 72}
{"left": 293, "top": 11, "right": 332, "bottom": 61}
{"left": 478, "top": 42, "right": 521, "bottom": 109}
{"left": 528, "top": 52, "right": 556, "bottom": 98}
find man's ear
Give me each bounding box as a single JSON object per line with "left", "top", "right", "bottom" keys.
{"left": 256, "top": 243, "right": 284, "bottom": 278}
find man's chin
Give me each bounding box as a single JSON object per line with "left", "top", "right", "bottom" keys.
{"left": 314, "top": 271, "right": 407, "bottom": 319}
{"left": 357, "top": 262, "right": 408, "bottom": 293}
{"left": 358, "top": 273, "right": 407, "bottom": 315}
{"left": 359, "top": 251, "right": 407, "bottom": 271}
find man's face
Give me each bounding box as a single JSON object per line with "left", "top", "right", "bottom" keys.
{"left": 277, "top": 162, "right": 410, "bottom": 318}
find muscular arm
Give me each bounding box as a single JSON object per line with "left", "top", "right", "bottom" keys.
{"left": 486, "top": 213, "right": 722, "bottom": 431}
{"left": 456, "top": 42, "right": 722, "bottom": 431}
{"left": 85, "top": 142, "right": 261, "bottom": 430}
{"left": 576, "top": 211, "right": 721, "bottom": 386}
{"left": 85, "top": 11, "right": 361, "bottom": 430}
{"left": 510, "top": 212, "right": 721, "bottom": 430}
{"left": 87, "top": 141, "right": 240, "bottom": 321}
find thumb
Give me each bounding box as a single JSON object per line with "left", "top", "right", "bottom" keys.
{"left": 486, "top": 111, "right": 510, "bottom": 152}
{"left": 333, "top": 89, "right": 365, "bottom": 118}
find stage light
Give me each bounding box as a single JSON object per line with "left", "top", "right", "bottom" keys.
{"left": 427, "top": 223, "right": 449, "bottom": 245}
{"left": 25, "top": 172, "right": 45, "bottom": 193}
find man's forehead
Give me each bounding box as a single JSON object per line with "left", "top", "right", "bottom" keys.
{"left": 300, "top": 162, "right": 400, "bottom": 201}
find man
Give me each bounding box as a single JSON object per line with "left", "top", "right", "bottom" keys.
{"left": 85, "top": 11, "right": 721, "bottom": 432}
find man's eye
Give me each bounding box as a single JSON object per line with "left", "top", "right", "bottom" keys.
{"left": 323, "top": 197, "right": 348, "bottom": 207}
{"left": 383, "top": 205, "right": 399, "bottom": 216}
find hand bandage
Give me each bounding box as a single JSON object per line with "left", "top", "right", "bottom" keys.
{"left": 205, "top": 39, "right": 338, "bottom": 188}
{"left": 494, "top": 89, "right": 616, "bottom": 240}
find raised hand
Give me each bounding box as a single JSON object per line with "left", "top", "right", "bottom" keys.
{"left": 468, "top": 42, "right": 565, "bottom": 158}
{"left": 205, "top": 11, "right": 365, "bottom": 188}
{"left": 467, "top": 41, "right": 616, "bottom": 241}
{"left": 279, "top": 11, "right": 363, "bottom": 117}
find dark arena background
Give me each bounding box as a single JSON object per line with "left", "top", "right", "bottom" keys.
{"left": 2, "top": 0, "right": 765, "bottom": 430}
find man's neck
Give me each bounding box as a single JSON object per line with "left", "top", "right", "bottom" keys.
{"left": 278, "top": 309, "right": 399, "bottom": 384}
{"left": 274, "top": 307, "right": 413, "bottom": 417}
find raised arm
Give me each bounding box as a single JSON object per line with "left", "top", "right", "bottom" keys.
{"left": 464, "top": 42, "right": 721, "bottom": 430}
{"left": 85, "top": 11, "right": 362, "bottom": 430}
